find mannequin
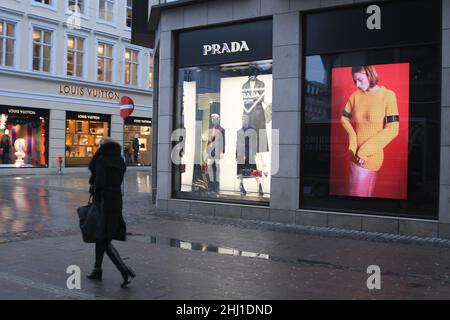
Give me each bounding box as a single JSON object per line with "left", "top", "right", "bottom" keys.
{"left": 241, "top": 68, "right": 270, "bottom": 153}
{"left": 132, "top": 133, "right": 140, "bottom": 165}
{"left": 0, "top": 129, "right": 11, "bottom": 164}
{"left": 205, "top": 113, "right": 225, "bottom": 192}
{"left": 0, "top": 114, "right": 7, "bottom": 130}
{"left": 14, "top": 138, "right": 26, "bottom": 166}
{"left": 236, "top": 115, "right": 264, "bottom": 196}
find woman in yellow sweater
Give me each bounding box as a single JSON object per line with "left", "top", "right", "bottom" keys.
{"left": 340, "top": 65, "right": 400, "bottom": 197}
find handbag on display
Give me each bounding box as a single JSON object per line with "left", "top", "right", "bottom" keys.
{"left": 202, "top": 163, "right": 208, "bottom": 175}
{"left": 77, "top": 193, "right": 106, "bottom": 243}
{"left": 242, "top": 168, "right": 252, "bottom": 177}
{"left": 251, "top": 169, "right": 263, "bottom": 177}
{"left": 255, "top": 152, "right": 270, "bottom": 176}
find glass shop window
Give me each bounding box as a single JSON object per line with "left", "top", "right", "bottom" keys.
{"left": 173, "top": 60, "right": 273, "bottom": 204}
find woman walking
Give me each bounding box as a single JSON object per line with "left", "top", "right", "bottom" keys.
{"left": 87, "top": 137, "right": 136, "bottom": 288}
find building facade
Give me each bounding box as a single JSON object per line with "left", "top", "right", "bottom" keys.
{"left": 0, "top": 0, "right": 154, "bottom": 174}
{"left": 141, "top": 0, "right": 450, "bottom": 238}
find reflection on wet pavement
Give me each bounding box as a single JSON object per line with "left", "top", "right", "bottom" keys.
{"left": 0, "top": 170, "right": 152, "bottom": 235}
{"left": 135, "top": 234, "right": 450, "bottom": 286}
{"left": 149, "top": 234, "right": 270, "bottom": 260}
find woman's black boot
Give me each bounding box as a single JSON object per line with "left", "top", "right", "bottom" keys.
{"left": 86, "top": 268, "right": 102, "bottom": 281}
{"left": 120, "top": 267, "right": 136, "bottom": 288}
{"left": 106, "top": 243, "right": 135, "bottom": 288}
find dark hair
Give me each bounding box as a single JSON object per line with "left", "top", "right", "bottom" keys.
{"left": 249, "top": 66, "right": 259, "bottom": 77}
{"left": 352, "top": 66, "right": 379, "bottom": 88}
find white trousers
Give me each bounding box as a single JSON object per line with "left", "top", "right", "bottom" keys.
{"left": 349, "top": 162, "right": 377, "bottom": 198}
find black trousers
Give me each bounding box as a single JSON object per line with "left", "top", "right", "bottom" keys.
{"left": 95, "top": 240, "right": 127, "bottom": 273}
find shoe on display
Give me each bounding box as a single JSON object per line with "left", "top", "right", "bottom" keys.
{"left": 258, "top": 184, "right": 264, "bottom": 197}
{"left": 240, "top": 183, "right": 247, "bottom": 196}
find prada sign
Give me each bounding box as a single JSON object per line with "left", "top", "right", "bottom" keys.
{"left": 177, "top": 20, "right": 272, "bottom": 68}
{"left": 203, "top": 41, "right": 250, "bottom": 56}
{"left": 58, "top": 84, "right": 120, "bottom": 101}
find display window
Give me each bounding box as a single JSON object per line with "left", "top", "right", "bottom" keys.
{"left": 300, "top": 0, "right": 441, "bottom": 219}
{"left": 173, "top": 20, "right": 273, "bottom": 204}
{"left": 0, "top": 106, "right": 49, "bottom": 168}
{"left": 124, "top": 117, "right": 152, "bottom": 166}
{"left": 65, "top": 111, "right": 111, "bottom": 166}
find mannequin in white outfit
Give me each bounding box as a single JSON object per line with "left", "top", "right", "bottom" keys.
{"left": 14, "top": 138, "right": 26, "bottom": 165}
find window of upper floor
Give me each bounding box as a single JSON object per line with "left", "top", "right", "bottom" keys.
{"left": 148, "top": 52, "right": 153, "bottom": 89}
{"left": 98, "top": 0, "right": 115, "bottom": 24}
{"left": 67, "top": 0, "right": 87, "bottom": 16}
{"left": 0, "top": 20, "right": 16, "bottom": 68}
{"left": 32, "top": 27, "right": 53, "bottom": 73}
{"left": 67, "top": 35, "right": 85, "bottom": 78}
{"left": 97, "top": 41, "right": 113, "bottom": 82}
{"left": 126, "top": 0, "right": 132, "bottom": 29}
{"left": 32, "top": 0, "right": 57, "bottom": 11}
{"left": 124, "top": 47, "right": 138, "bottom": 86}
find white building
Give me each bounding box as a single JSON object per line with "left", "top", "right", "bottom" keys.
{"left": 0, "top": 0, "right": 153, "bottom": 174}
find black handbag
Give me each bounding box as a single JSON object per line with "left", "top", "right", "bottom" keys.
{"left": 77, "top": 195, "right": 106, "bottom": 243}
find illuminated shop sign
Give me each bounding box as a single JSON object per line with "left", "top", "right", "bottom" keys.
{"left": 0, "top": 106, "right": 47, "bottom": 118}
{"left": 202, "top": 41, "right": 250, "bottom": 56}
{"left": 77, "top": 114, "right": 100, "bottom": 120}
{"left": 7, "top": 109, "right": 36, "bottom": 116}
{"left": 177, "top": 20, "right": 272, "bottom": 68}
{"left": 124, "top": 117, "right": 152, "bottom": 126}
{"left": 58, "top": 84, "right": 120, "bottom": 101}
{"left": 66, "top": 111, "right": 111, "bottom": 122}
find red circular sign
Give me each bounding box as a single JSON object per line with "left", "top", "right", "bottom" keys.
{"left": 119, "top": 96, "right": 135, "bottom": 119}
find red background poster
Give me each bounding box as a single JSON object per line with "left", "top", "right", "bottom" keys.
{"left": 330, "top": 63, "right": 409, "bottom": 200}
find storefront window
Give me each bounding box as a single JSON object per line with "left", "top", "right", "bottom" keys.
{"left": 300, "top": 0, "right": 441, "bottom": 219}
{"left": 149, "top": 53, "right": 153, "bottom": 89}
{"left": 174, "top": 61, "right": 273, "bottom": 203}
{"left": 173, "top": 20, "right": 273, "bottom": 204}
{"left": 0, "top": 106, "right": 49, "bottom": 168}
{"left": 124, "top": 117, "right": 152, "bottom": 166}
{"left": 65, "top": 112, "right": 110, "bottom": 166}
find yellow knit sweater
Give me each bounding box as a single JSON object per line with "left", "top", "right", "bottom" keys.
{"left": 340, "top": 86, "right": 400, "bottom": 172}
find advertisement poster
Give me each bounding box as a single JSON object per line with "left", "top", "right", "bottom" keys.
{"left": 330, "top": 63, "right": 410, "bottom": 200}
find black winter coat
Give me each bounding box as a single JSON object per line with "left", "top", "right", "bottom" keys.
{"left": 88, "top": 141, "right": 127, "bottom": 241}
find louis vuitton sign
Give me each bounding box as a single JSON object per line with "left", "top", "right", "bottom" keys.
{"left": 58, "top": 84, "right": 120, "bottom": 101}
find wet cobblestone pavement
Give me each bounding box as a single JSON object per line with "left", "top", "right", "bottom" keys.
{"left": 0, "top": 170, "right": 152, "bottom": 237}
{"left": 1, "top": 170, "right": 450, "bottom": 299}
